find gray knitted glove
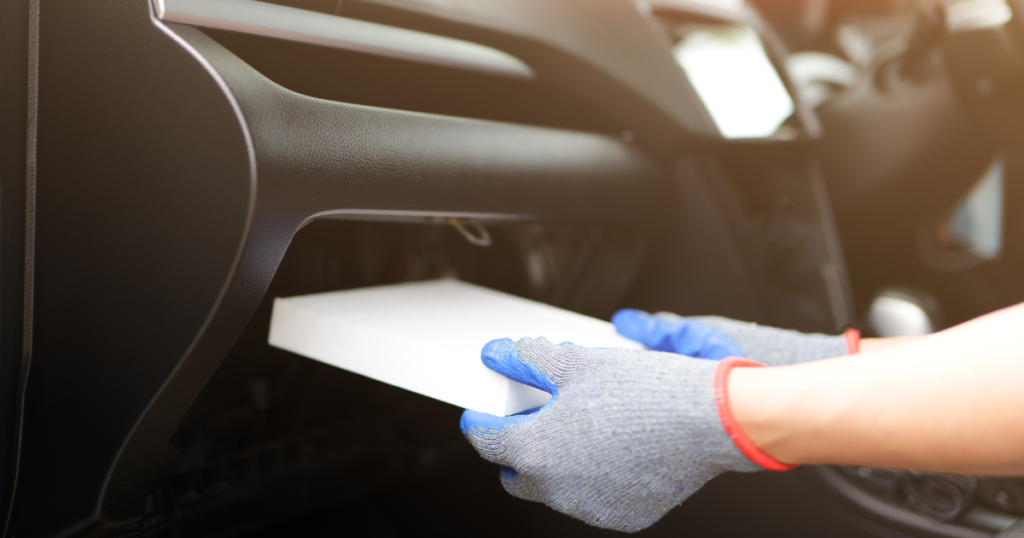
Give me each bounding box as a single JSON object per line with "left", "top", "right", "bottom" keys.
{"left": 460, "top": 337, "right": 789, "bottom": 533}
{"left": 612, "top": 308, "right": 857, "bottom": 366}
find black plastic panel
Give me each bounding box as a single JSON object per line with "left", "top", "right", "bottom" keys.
{"left": 624, "top": 144, "right": 855, "bottom": 334}
{"left": 203, "top": 29, "right": 623, "bottom": 135}
{"left": 16, "top": 0, "right": 256, "bottom": 534}
{"left": 180, "top": 24, "right": 663, "bottom": 224}
{"left": 13, "top": 1, "right": 665, "bottom": 536}
{"left": 0, "top": 0, "right": 32, "bottom": 534}
{"left": 339, "top": 0, "right": 721, "bottom": 156}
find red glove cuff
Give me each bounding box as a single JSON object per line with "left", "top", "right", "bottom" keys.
{"left": 844, "top": 327, "right": 861, "bottom": 355}
{"left": 713, "top": 357, "right": 797, "bottom": 472}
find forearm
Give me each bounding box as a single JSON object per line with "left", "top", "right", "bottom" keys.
{"left": 859, "top": 335, "right": 922, "bottom": 353}
{"left": 729, "top": 302, "right": 1024, "bottom": 475}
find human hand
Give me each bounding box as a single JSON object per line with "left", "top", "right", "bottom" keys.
{"left": 459, "top": 337, "right": 786, "bottom": 532}
{"left": 612, "top": 309, "right": 856, "bottom": 366}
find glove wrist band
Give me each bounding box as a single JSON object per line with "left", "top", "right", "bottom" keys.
{"left": 713, "top": 357, "right": 797, "bottom": 472}
{"left": 844, "top": 327, "right": 861, "bottom": 355}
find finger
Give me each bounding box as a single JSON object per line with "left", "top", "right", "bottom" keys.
{"left": 613, "top": 309, "right": 740, "bottom": 359}
{"left": 459, "top": 409, "right": 528, "bottom": 466}
{"left": 612, "top": 308, "right": 685, "bottom": 352}
{"left": 500, "top": 465, "right": 542, "bottom": 502}
{"left": 481, "top": 338, "right": 560, "bottom": 395}
{"left": 689, "top": 325, "right": 742, "bottom": 360}
{"left": 652, "top": 311, "right": 684, "bottom": 323}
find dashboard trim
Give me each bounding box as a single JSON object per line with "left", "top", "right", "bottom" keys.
{"left": 152, "top": 0, "right": 535, "bottom": 79}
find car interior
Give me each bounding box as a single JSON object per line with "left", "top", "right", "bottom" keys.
{"left": 1, "top": 0, "right": 1023, "bottom": 536}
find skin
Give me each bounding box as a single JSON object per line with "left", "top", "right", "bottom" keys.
{"left": 859, "top": 335, "right": 921, "bottom": 353}
{"left": 728, "top": 302, "right": 1024, "bottom": 475}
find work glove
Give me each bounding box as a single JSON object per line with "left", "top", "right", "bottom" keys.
{"left": 460, "top": 337, "right": 792, "bottom": 533}
{"left": 612, "top": 308, "right": 859, "bottom": 366}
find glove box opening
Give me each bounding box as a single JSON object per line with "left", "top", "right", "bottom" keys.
{"left": 138, "top": 218, "right": 647, "bottom": 537}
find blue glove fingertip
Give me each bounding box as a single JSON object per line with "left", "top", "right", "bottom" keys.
{"left": 671, "top": 322, "right": 743, "bottom": 360}
{"left": 615, "top": 309, "right": 744, "bottom": 359}
{"left": 481, "top": 338, "right": 516, "bottom": 361}
{"left": 460, "top": 409, "right": 523, "bottom": 436}
{"left": 612, "top": 308, "right": 652, "bottom": 340}
{"left": 701, "top": 343, "right": 740, "bottom": 360}
{"left": 481, "top": 338, "right": 558, "bottom": 394}
{"left": 611, "top": 308, "right": 645, "bottom": 325}
{"left": 613, "top": 308, "right": 678, "bottom": 351}
{"left": 611, "top": 309, "right": 651, "bottom": 337}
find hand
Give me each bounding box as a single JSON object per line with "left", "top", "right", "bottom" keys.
{"left": 612, "top": 309, "right": 855, "bottom": 366}
{"left": 460, "top": 337, "right": 778, "bottom": 532}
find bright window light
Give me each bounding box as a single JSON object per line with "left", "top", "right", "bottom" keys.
{"left": 673, "top": 25, "right": 795, "bottom": 139}
{"left": 951, "top": 157, "right": 1004, "bottom": 260}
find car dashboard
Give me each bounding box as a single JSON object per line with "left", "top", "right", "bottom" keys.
{"left": 2, "top": 0, "right": 1021, "bottom": 536}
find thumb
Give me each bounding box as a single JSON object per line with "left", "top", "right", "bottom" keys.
{"left": 460, "top": 409, "right": 529, "bottom": 466}
{"left": 480, "top": 338, "right": 559, "bottom": 395}
{"left": 482, "top": 337, "right": 599, "bottom": 394}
